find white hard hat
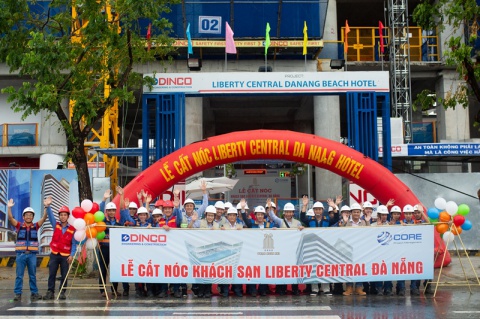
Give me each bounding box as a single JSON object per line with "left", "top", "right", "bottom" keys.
{"left": 283, "top": 203, "right": 295, "bottom": 211}
{"left": 403, "top": 204, "right": 414, "bottom": 213}
{"left": 105, "top": 202, "right": 117, "bottom": 210}
{"left": 340, "top": 205, "right": 351, "bottom": 212}
{"left": 137, "top": 207, "right": 149, "bottom": 215}
{"left": 214, "top": 201, "right": 225, "bottom": 209}
{"left": 184, "top": 198, "right": 195, "bottom": 206}
{"left": 390, "top": 205, "right": 401, "bottom": 213}
{"left": 328, "top": 205, "right": 339, "bottom": 212}
{"left": 254, "top": 206, "right": 266, "bottom": 214}
{"left": 23, "top": 207, "right": 35, "bottom": 214}
{"left": 224, "top": 202, "right": 233, "bottom": 209}
{"left": 151, "top": 208, "right": 163, "bottom": 216}
{"left": 312, "top": 201, "right": 324, "bottom": 209}
{"left": 226, "top": 207, "right": 238, "bottom": 215}
{"left": 270, "top": 202, "right": 276, "bottom": 208}
{"left": 376, "top": 205, "right": 389, "bottom": 215}
{"left": 129, "top": 202, "right": 138, "bottom": 209}
{"left": 205, "top": 205, "right": 216, "bottom": 214}
{"left": 413, "top": 204, "right": 419, "bottom": 211}
{"left": 363, "top": 201, "right": 373, "bottom": 209}
{"left": 236, "top": 203, "right": 242, "bottom": 210}
{"left": 350, "top": 203, "right": 362, "bottom": 210}
{"left": 306, "top": 209, "right": 315, "bottom": 217}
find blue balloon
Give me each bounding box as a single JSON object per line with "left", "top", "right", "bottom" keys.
{"left": 427, "top": 207, "right": 440, "bottom": 219}
{"left": 461, "top": 220, "right": 472, "bottom": 231}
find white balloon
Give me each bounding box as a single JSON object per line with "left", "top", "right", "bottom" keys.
{"left": 443, "top": 231, "right": 455, "bottom": 244}
{"left": 67, "top": 215, "right": 76, "bottom": 226}
{"left": 80, "top": 199, "right": 93, "bottom": 213}
{"left": 434, "top": 197, "right": 447, "bottom": 210}
{"left": 74, "top": 230, "right": 86, "bottom": 242}
{"left": 445, "top": 201, "right": 458, "bottom": 216}
{"left": 86, "top": 238, "right": 98, "bottom": 250}
{"left": 73, "top": 218, "right": 86, "bottom": 231}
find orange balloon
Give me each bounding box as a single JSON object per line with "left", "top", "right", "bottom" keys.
{"left": 85, "top": 227, "right": 98, "bottom": 239}
{"left": 435, "top": 223, "right": 449, "bottom": 234}
{"left": 451, "top": 225, "right": 463, "bottom": 236}
{"left": 439, "top": 211, "right": 451, "bottom": 222}
{"left": 84, "top": 213, "right": 95, "bottom": 225}
{"left": 95, "top": 221, "right": 106, "bottom": 233}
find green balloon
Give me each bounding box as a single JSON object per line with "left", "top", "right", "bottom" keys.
{"left": 94, "top": 210, "right": 105, "bottom": 223}
{"left": 429, "top": 218, "right": 439, "bottom": 223}
{"left": 457, "top": 204, "right": 470, "bottom": 216}
{"left": 96, "top": 231, "right": 106, "bottom": 240}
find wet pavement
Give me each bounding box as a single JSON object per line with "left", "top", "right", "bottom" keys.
{"left": 1, "top": 255, "right": 480, "bottom": 318}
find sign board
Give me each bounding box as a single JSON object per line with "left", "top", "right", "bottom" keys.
{"left": 379, "top": 143, "right": 480, "bottom": 157}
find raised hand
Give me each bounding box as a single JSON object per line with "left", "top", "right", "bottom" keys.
{"left": 44, "top": 196, "right": 52, "bottom": 207}
{"left": 302, "top": 195, "right": 309, "bottom": 207}
{"left": 103, "top": 189, "right": 112, "bottom": 200}
{"left": 7, "top": 199, "right": 14, "bottom": 208}
{"left": 335, "top": 195, "right": 343, "bottom": 205}
{"left": 115, "top": 186, "right": 124, "bottom": 195}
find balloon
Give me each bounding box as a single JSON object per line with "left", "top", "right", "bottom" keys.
{"left": 429, "top": 218, "right": 439, "bottom": 223}
{"left": 73, "top": 218, "right": 86, "bottom": 231}
{"left": 84, "top": 213, "right": 95, "bottom": 225}
{"left": 86, "top": 238, "right": 98, "bottom": 250}
{"left": 435, "top": 223, "right": 449, "bottom": 234}
{"left": 442, "top": 231, "right": 455, "bottom": 244}
{"left": 445, "top": 201, "right": 458, "bottom": 216}
{"left": 90, "top": 202, "right": 100, "bottom": 214}
{"left": 434, "top": 197, "right": 447, "bottom": 210}
{"left": 94, "top": 211, "right": 105, "bottom": 223}
{"left": 427, "top": 207, "right": 440, "bottom": 219}
{"left": 80, "top": 199, "right": 93, "bottom": 213}
{"left": 457, "top": 204, "right": 470, "bottom": 216}
{"left": 67, "top": 215, "right": 76, "bottom": 226}
{"left": 74, "top": 230, "right": 86, "bottom": 242}
{"left": 451, "top": 225, "right": 462, "bottom": 236}
{"left": 453, "top": 215, "right": 465, "bottom": 227}
{"left": 95, "top": 221, "right": 106, "bottom": 233}
{"left": 85, "top": 226, "right": 98, "bottom": 239}
{"left": 439, "top": 211, "right": 451, "bottom": 222}
{"left": 96, "top": 231, "right": 106, "bottom": 240}
{"left": 461, "top": 220, "right": 472, "bottom": 231}
{"left": 72, "top": 207, "right": 86, "bottom": 219}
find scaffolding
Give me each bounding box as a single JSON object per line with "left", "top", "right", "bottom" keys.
{"left": 388, "top": 0, "right": 413, "bottom": 144}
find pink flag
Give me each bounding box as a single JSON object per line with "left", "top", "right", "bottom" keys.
{"left": 225, "top": 22, "right": 237, "bottom": 54}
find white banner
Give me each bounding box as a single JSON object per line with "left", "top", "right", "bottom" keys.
{"left": 110, "top": 226, "right": 434, "bottom": 284}
{"left": 144, "top": 72, "right": 390, "bottom": 95}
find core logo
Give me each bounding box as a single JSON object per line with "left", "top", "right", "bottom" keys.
{"left": 377, "top": 232, "right": 423, "bottom": 246}
{"left": 377, "top": 231, "right": 392, "bottom": 246}
{"left": 157, "top": 77, "right": 192, "bottom": 86}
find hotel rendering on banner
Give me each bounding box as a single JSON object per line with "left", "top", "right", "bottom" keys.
{"left": 144, "top": 72, "right": 390, "bottom": 95}
{"left": 110, "top": 226, "right": 434, "bottom": 284}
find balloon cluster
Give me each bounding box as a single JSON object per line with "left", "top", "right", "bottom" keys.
{"left": 68, "top": 199, "right": 106, "bottom": 250}
{"left": 427, "top": 197, "right": 472, "bottom": 244}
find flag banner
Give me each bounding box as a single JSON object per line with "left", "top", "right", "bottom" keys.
{"left": 344, "top": 20, "right": 350, "bottom": 53}
{"left": 225, "top": 22, "right": 237, "bottom": 54}
{"left": 265, "top": 22, "right": 271, "bottom": 55}
{"left": 186, "top": 23, "right": 193, "bottom": 54}
{"left": 146, "top": 23, "right": 152, "bottom": 51}
{"left": 303, "top": 21, "right": 308, "bottom": 55}
{"left": 110, "top": 226, "right": 434, "bottom": 284}
{"left": 379, "top": 21, "right": 384, "bottom": 54}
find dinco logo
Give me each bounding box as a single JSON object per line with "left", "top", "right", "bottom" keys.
{"left": 121, "top": 233, "right": 167, "bottom": 246}
{"left": 155, "top": 77, "right": 193, "bottom": 86}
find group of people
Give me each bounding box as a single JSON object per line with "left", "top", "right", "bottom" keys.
{"left": 8, "top": 182, "right": 433, "bottom": 301}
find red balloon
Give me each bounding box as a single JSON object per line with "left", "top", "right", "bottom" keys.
{"left": 453, "top": 214, "right": 465, "bottom": 227}
{"left": 89, "top": 202, "right": 100, "bottom": 214}
{"left": 72, "top": 206, "right": 86, "bottom": 219}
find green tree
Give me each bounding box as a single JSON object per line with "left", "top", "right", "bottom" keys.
{"left": 0, "top": 0, "right": 178, "bottom": 200}
{"left": 413, "top": 1, "right": 480, "bottom": 123}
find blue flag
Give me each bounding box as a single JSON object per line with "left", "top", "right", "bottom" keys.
{"left": 186, "top": 23, "right": 193, "bottom": 54}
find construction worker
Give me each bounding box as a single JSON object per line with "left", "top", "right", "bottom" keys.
{"left": 8, "top": 197, "right": 49, "bottom": 301}
{"left": 44, "top": 203, "right": 77, "bottom": 300}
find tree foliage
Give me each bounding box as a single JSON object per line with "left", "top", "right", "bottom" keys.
{"left": 0, "top": 0, "right": 178, "bottom": 200}
{"left": 413, "top": 0, "right": 480, "bottom": 124}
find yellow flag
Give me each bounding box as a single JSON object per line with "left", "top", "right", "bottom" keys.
{"left": 303, "top": 21, "right": 308, "bottom": 55}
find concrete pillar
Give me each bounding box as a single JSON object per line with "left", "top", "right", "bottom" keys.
{"left": 294, "top": 97, "right": 313, "bottom": 198}
{"left": 314, "top": 95, "right": 342, "bottom": 200}
{"left": 185, "top": 97, "right": 203, "bottom": 145}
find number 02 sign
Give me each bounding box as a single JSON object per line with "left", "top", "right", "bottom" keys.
{"left": 198, "top": 16, "right": 222, "bottom": 34}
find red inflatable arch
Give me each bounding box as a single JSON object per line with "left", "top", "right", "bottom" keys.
{"left": 113, "top": 129, "right": 449, "bottom": 267}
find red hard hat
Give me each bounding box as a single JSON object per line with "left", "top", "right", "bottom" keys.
{"left": 155, "top": 199, "right": 164, "bottom": 207}
{"left": 162, "top": 200, "right": 174, "bottom": 208}
{"left": 59, "top": 206, "right": 70, "bottom": 214}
